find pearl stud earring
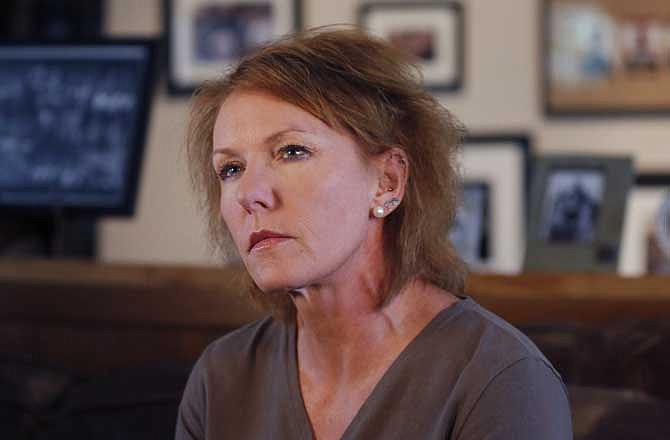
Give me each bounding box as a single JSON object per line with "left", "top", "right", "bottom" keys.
{"left": 373, "top": 206, "right": 386, "bottom": 218}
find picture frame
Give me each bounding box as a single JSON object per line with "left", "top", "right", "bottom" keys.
{"left": 619, "top": 182, "right": 669, "bottom": 275}
{"left": 359, "top": 1, "right": 464, "bottom": 91}
{"left": 525, "top": 155, "right": 634, "bottom": 273}
{"left": 164, "top": 0, "right": 301, "bottom": 95}
{"left": 451, "top": 135, "right": 530, "bottom": 274}
{"left": 543, "top": 0, "right": 670, "bottom": 116}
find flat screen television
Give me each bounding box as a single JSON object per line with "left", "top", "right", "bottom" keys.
{"left": 0, "top": 40, "right": 157, "bottom": 217}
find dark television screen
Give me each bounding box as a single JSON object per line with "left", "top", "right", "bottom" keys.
{"left": 0, "top": 41, "right": 156, "bottom": 216}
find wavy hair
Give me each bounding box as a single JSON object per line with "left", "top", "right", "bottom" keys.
{"left": 187, "top": 27, "right": 467, "bottom": 319}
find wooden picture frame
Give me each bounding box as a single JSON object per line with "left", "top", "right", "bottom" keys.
{"left": 164, "top": 0, "right": 301, "bottom": 95}
{"left": 525, "top": 155, "right": 634, "bottom": 273}
{"left": 359, "top": 1, "right": 464, "bottom": 91}
{"left": 543, "top": 0, "right": 670, "bottom": 116}
{"left": 452, "top": 135, "right": 531, "bottom": 274}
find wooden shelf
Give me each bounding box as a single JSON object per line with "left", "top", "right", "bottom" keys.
{"left": 2, "top": 259, "right": 669, "bottom": 374}
{"left": 2, "top": 258, "right": 669, "bottom": 326}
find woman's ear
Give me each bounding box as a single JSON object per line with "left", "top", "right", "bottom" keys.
{"left": 370, "top": 147, "right": 408, "bottom": 218}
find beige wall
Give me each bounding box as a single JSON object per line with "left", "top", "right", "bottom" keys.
{"left": 99, "top": 0, "right": 670, "bottom": 268}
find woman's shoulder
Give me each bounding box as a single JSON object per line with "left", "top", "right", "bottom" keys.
{"left": 432, "top": 296, "right": 562, "bottom": 382}
{"left": 196, "top": 315, "right": 287, "bottom": 375}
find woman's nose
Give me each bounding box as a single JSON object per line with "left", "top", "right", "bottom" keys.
{"left": 235, "top": 159, "right": 277, "bottom": 214}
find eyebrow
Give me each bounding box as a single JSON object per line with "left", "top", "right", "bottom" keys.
{"left": 212, "top": 128, "right": 310, "bottom": 157}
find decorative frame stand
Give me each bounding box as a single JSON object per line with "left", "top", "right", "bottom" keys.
{"left": 525, "top": 155, "right": 634, "bottom": 273}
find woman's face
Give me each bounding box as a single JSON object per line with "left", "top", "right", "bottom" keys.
{"left": 212, "top": 90, "right": 381, "bottom": 293}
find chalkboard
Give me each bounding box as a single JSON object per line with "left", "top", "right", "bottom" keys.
{"left": 0, "top": 42, "right": 156, "bottom": 216}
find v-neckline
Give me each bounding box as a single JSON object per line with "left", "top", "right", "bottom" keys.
{"left": 284, "top": 296, "right": 470, "bottom": 440}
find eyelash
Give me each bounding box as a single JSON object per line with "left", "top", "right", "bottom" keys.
{"left": 215, "top": 144, "right": 311, "bottom": 181}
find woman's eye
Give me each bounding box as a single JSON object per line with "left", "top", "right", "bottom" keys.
{"left": 217, "top": 163, "right": 243, "bottom": 181}
{"left": 278, "top": 144, "right": 310, "bottom": 161}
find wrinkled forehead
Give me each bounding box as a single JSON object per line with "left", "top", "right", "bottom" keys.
{"left": 213, "top": 91, "right": 320, "bottom": 147}
{"left": 211, "top": 89, "right": 374, "bottom": 164}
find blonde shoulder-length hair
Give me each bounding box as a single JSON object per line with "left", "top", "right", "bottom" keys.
{"left": 187, "top": 27, "right": 467, "bottom": 319}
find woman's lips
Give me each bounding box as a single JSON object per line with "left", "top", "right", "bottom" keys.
{"left": 248, "top": 230, "right": 292, "bottom": 252}
{"left": 250, "top": 236, "right": 291, "bottom": 252}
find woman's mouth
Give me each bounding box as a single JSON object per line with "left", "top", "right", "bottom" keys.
{"left": 248, "top": 230, "right": 293, "bottom": 252}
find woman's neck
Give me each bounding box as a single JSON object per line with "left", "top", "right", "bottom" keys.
{"left": 292, "top": 277, "right": 458, "bottom": 385}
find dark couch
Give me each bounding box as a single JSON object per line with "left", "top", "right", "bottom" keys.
{"left": 3, "top": 321, "right": 670, "bottom": 439}
{"left": 524, "top": 321, "right": 670, "bottom": 439}
{"left": 1, "top": 360, "right": 190, "bottom": 440}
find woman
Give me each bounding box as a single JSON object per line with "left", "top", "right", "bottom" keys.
{"left": 177, "top": 28, "right": 572, "bottom": 439}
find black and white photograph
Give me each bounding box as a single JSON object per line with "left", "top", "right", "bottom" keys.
{"left": 449, "top": 182, "right": 490, "bottom": 267}
{"left": 359, "top": 2, "right": 463, "bottom": 91}
{"left": 165, "top": 0, "right": 300, "bottom": 95}
{"left": 540, "top": 169, "right": 605, "bottom": 243}
{"left": 525, "top": 155, "right": 633, "bottom": 273}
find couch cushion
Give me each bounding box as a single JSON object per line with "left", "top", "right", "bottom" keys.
{"left": 519, "top": 323, "right": 606, "bottom": 385}
{"left": 0, "top": 358, "right": 74, "bottom": 413}
{"left": 570, "top": 385, "right": 670, "bottom": 440}
{"left": 600, "top": 320, "right": 670, "bottom": 401}
{"left": 39, "top": 362, "right": 191, "bottom": 440}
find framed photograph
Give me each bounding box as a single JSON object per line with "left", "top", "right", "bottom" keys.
{"left": 164, "top": 0, "right": 301, "bottom": 95}
{"left": 451, "top": 135, "right": 530, "bottom": 274}
{"left": 619, "top": 183, "right": 669, "bottom": 275}
{"left": 450, "top": 182, "right": 490, "bottom": 269}
{"left": 543, "top": 0, "right": 670, "bottom": 115}
{"left": 525, "top": 155, "right": 634, "bottom": 273}
{"left": 359, "top": 2, "right": 464, "bottom": 91}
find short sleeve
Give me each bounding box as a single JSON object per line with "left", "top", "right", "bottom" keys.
{"left": 175, "top": 352, "right": 209, "bottom": 440}
{"left": 455, "top": 357, "right": 572, "bottom": 440}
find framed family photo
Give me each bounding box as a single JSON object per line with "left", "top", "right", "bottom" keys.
{"left": 525, "top": 155, "right": 634, "bottom": 273}
{"left": 359, "top": 1, "right": 464, "bottom": 91}
{"left": 450, "top": 135, "right": 530, "bottom": 274}
{"left": 543, "top": 0, "right": 670, "bottom": 115}
{"left": 164, "top": 0, "right": 301, "bottom": 95}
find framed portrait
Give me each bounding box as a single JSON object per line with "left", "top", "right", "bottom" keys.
{"left": 543, "top": 0, "right": 670, "bottom": 115}
{"left": 451, "top": 135, "right": 530, "bottom": 274}
{"left": 164, "top": 0, "right": 301, "bottom": 95}
{"left": 619, "top": 183, "right": 669, "bottom": 275}
{"left": 359, "top": 2, "right": 464, "bottom": 91}
{"left": 525, "top": 155, "right": 634, "bottom": 273}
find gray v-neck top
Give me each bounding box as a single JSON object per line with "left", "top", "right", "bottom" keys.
{"left": 175, "top": 297, "right": 572, "bottom": 439}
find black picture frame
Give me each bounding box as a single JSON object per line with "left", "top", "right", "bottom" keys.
{"left": 456, "top": 134, "right": 531, "bottom": 273}
{"left": 0, "top": 39, "right": 159, "bottom": 218}
{"left": 358, "top": 1, "right": 464, "bottom": 92}
{"left": 164, "top": 0, "right": 302, "bottom": 96}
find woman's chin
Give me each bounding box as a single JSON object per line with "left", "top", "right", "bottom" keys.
{"left": 249, "top": 269, "right": 306, "bottom": 294}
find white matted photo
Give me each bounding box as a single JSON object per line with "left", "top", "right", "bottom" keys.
{"left": 165, "top": 0, "right": 300, "bottom": 94}
{"left": 359, "top": 2, "right": 463, "bottom": 91}
{"left": 619, "top": 186, "right": 668, "bottom": 276}
{"left": 453, "top": 135, "right": 529, "bottom": 274}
